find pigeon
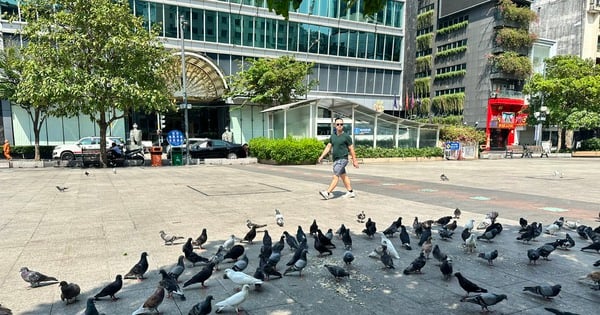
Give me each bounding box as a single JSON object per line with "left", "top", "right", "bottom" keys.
{"left": 421, "top": 236, "right": 433, "bottom": 259}
{"left": 314, "top": 235, "right": 332, "bottom": 256}
{"left": 275, "top": 209, "right": 284, "bottom": 227}
{"left": 223, "top": 235, "right": 236, "bottom": 250}
{"left": 59, "top": 281, "right": 80, "bottom": 304}
{"left": 464, "top": 234, "right": 477, "bottom": 253}
{"left": 440, "top": 257, "right": 453, "bottom": 280}
{"left": 223, "top": 245, "right": 245, "bottom": 261}
{"left": 296, "top": 226, "right": 307, "bottom": 244}
{"left": 342, "top": 228, "right": 353, "bottom": 250}
{"left": 94, "top": 274, "right": 122, "bottom": 300}
{"left": 241, "top": 226, "right": 258, "bottom": 244}
{"left": 553, "top": 217, "right": 565, "bottom": 228}
{"left": 223, "top": 268, "right": 264, "bottom": 288}
{"left": 193, "top": 228, "right": 208, "bottom": 249}
{"left": 564, "top": 220, "right": 580, "bottom": 230}
{"left": 485, "top": 222, "right": 503, "bottom": 235}
{"left": 343, "top": 251, "right": 355, "bottom": 265}
{"left": 124, "top": 252, "right": 149, "bottom": 280}
{"left": 286, "top": 242, "right": 306, "bottom": 266}
{"left": 453, "top": 208, "right": 461, "bottom": 219}
{"left": 85, "top": 298, "right": 104, "bottom": 315}
{"left": 432, "top": 244, "right": 448, "bottom": 263}
{"left": 159, "top": 269, "right": 186, "bottom": 300}
{"left": 555, "top": 233, "right": 576, "bottom": 250}
{"left": 272, "top": 235, "right": 286, "bottom": 252}
{"left": 132, "top": 285, "right": 164, "bottom": 315}
{"left": 544, "top": 308, "right": 580, "bottom": 315}
{"left": 309, "top": 219, "right": 319, "bottom": 237}
{"left": 325, "top": 228, "right": 334, "bottom": 241}
{"left": 403, "top": 252, "right": 426, "bottom": 274}
{"left": 84, "top": 171, "right": 90, "bottom": 176}
{"left": 527, "top": 248, "right": 541, "bottom": 264}
{"left": 477, "top": 228, "right": 499, "bottom": 242}
{"left": 112, "top": 167, "right": 116, "bottom": 174}
{"left": 19, "top": 267, "right": 58, "bottom": 287}
{"left": 380, "top": 245, "right": 395, "bottom": 269}
{"left": 335, "top": 224, "right": 347, "bottom": 239}
{"left": 584, "top": 270, "right": 600, "bottom": 289}
{"left": 357, "top": 210, "right": 366, "bottom": 223}
{"left": 413, "top": 217, "right": 422, "bottom": 237}
{"left": 455, "top": 272, "right": 488, "bottom": 296}
{"left": 478, "top": 249, "right": 499, "bottom": 265}
{"left": 232, "top": 254, "right": 249, "bottom": 272}
{"left": 593, "top": 259, "right": 600, "bottom": 267}
{"left": 581, "top": 242, "right": 600, "bottom": 253}
{"left": 577, "top": 225, "right": 590, "bottom": 239}
{"left": 188, "top": 295, "right": 213, "bottom": 315}
{"left": 399, "top": 225, "right": 412, "bottom": 250}
{"left": 56, "top": 185, "right": 68, "bottom": 192}
{"left": 464, "top": 219, "right": 475, "bottom": 232}
{"left": 246, "top": 219, "right": 267, "bottom": 230}
{"left": 436, "top": 216, "right": 453, "bottom": 226}
{"left": 183, "top": 238, "right": 194, "bottom": 254}
{"left": 324, "top": 264, "right": 350, "bottom": 279}
{"left": 267, "top": 246, "right": 282, "bottom": 267}
{"left": 209, "top": 246, "right": 226, "bottom": 270}
{"left": 517, "top": 225, "right": 535, "bottom": 243}
{"left": 283, "top": 249, "right": 308, "bottom": 276}
{"left": 160, "top": 230, "right": 184, "bottom": 245}
{"left": 263, "top": 262, "right": 283, "bottom": 280}
{"left": 538, "top": 243, "right": 556, "bottom": 260}
{"left": 283, "top": 231, "right": 299, "bottom": 251}
{"left": 262, "top": 230, "right": 272, "bottom": 247}
{"left": 418, "top": 227, "right": 432, "bottom": 247}
{"left": 381, "top": 234, "right": 400, "bottom": 259}
{"left": 368, "top": 245, "right": 385, "bottom": 259}
{"left": 184, "top": 248, "right": 210, "bottom": 267}
{"left": 461, "top": 228, "right": 471, "bottom": 243}
{"left": 523, "top": 284, "right": 562, "bottom": 299}
{"left": 183, "top": 262, "right": 215, "bottom": 288}
{"left": 215, "top": 284, "right": 250, "bottom": 314}
{"left": 438, "top": 227, "right": 454, "bottom": 240}
{"left": 440, "top": 173, "right": 449, "bottom": 181}
{"left": 383, "top": 217, "right": 402, "bottom": 237}
{"left": 444, "top": 220, "right": 458, "bottom": 232}
{"left": 253, "top": 266, "right": 265, "bottom": 283}
{"left": 460, "top": 293, "right": 507, "bottom": 312}
{"left": 545, "top": 223, "right": 560, "bottom": 235}
{"left": 168, "top": 256, "right": 185, "bottom": 282}
{"left": 519, "top": 217, "right": 528, "bottom": 231}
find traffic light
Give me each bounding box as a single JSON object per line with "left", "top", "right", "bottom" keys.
{"left": 160, "top": 115, "right": 166, "bottom": 129}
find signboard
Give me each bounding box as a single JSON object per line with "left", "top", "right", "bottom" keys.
{"left": 445, "top": 141, "right": 460, "bottom": 150}
{"left": 354, "top": 127, "right": 372, "bottom": 135}
{"left": 166, "top": 130, "right": 185, "bottom": 146}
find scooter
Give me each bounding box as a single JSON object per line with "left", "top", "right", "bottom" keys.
{"left": 107, "top": 147, "right": 145, "bottom": 167}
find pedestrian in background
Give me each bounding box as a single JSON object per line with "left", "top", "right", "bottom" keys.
{"left": 3, "top": 139, "right": 12, "bottom": 160}
{"left": 222, "top": 126, "right": 233, "bottom": 142}
{"left": 317, "top": 118, "right": 359, "bottom": 200}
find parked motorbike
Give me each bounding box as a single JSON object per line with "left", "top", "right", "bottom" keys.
{"left": 107, "top": 147, "right": 145, "bottom": 167}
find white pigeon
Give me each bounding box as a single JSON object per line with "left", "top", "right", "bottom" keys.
{"left": 544, "top": 223, "right": 560, "bottom": 235}
{"left": 222, "top": 235, "right": 235, "bottom": 250}
{"left": 275, "top": 209, "right": 284, "bottom": 227}
{"left": 564, "top": 220, "right": 579, "bottom": 230}
{"left": 464, "top": 234, "right": 477, "bottom": 253}
{"left": 223, "top": 269, "right": 263, "bottom": 287}
{"left": 477, "top": 217, "right": 491, "bottom": 230}
{"left": 464, "top": 219, "right": 475, "bottom": 231}
{"left": 380, "top": 234, "right": 400, "bottom": 259}
{"left": 215, "top": 284, "right": 250, "bottom": 314}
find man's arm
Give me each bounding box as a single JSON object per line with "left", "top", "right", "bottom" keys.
{"left": 318, "top": 143, "right": 332, "bottom": 163}
{"left": 348, "top": 144, "right": 359, "bottom": 168}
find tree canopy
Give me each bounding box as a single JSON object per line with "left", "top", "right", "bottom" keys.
{"left": 17, "top": 0, "right": 176, "bottom": 165}
{"left": 524, "top": 55, "right": 600, "bottom": 130}
{"left": 267, "top": 0, "right": 386, "bottom": 19}
{"left": 226, "top": 55, "right": 317, "bottom": 106}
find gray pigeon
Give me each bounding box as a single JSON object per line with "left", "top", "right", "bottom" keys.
{"left": 324, "top": 264, "right": 350, "bottom": 279}
{"left": 460, "top": 293, "right": 507, "bottom": 312}
{"left": 59, "top": 281, "right": 81, "bottom": 304}
{"left": 523, "top": 284, "right": 561, "bottom": 299}
{"left": 284, "top": 249, "right": 308, "bottom": 277}
{"left": 343, "top": 251, "right": 355, "bottom": 265}
{"left": 167, "top": 256, "right": 185, "bottom": 282}
{"left": 380, "top": 245, "right": 395, "bottom": 269}
{"left": 403, "top": 252, "right": 426, "bottom": 274}
{"left": 159, "top": 269, "right": 185, "bottom": 300}
{"left": 85, "top": 298, "right": 105, "bottom": 315}
{"left": 478, "top": 249, "right": 499, "bottom": 265}
{"left": 93, "top": 274, "right": 122, "bottom": 300}
{"left": 20, "top": 267, "right": 58, "bottom": 287}
{"left": 275, "top": 209, "right": 284, "bottom": 227}
{"left": 527, "top": 248, "right": 541, "bottom": 264}
{"left": 124, "top": 252, "right": 149, "bottom": 280}
{"left": 160, "top": 230, "right": 184, "bottom": 245}
{"left": 188, "top": 295, "right": 213, "bottom": 315}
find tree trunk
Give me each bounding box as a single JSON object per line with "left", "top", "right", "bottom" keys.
{"left": 33, "top": 109, "right": 41, "bottom": 161}
{"left": 99, "top": 113, "right": 108, "bottom": 167}
{"left": 557, "top": 126, "right": 563, "bottom": 152}
{"left": 565, "top": 129, "right": 574, "bottom": 150}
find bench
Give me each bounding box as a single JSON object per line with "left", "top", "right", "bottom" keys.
{"left": 505, "top": 145, "right": 525, "bottom": 158}
{"left": 524, "top": 145, "right": 549, "bottom": 158}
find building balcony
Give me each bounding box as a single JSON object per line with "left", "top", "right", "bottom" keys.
{"left": 489, "top": 89, "right": 525, "bottom": 100}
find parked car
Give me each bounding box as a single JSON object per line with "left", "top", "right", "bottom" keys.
{"left": 52, "top": 137, "right": 125, "bottom": 161}
{"left": 166, "top": 137, "right": 208, "bottom": 159}
{"left": 185, "top": 139, "right": 247, "bottom": 160}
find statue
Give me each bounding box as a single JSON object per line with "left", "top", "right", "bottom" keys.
{"left": 130, "top": 123, "right": 143, "bottom": 150}
{"left": 222, "top": 126, "right": 233, "bottom": 143}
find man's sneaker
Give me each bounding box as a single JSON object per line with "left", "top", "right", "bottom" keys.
{"left": 343, "top": 191, "right": 356, "bottom": 198}
{"left": 319, "top": 190, "right": 331, "bottom": 200}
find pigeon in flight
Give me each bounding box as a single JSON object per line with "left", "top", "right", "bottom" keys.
{"left": 20, "top": 267, "right": 58, "bottom": 287}
{"left": 275, "top": 209, "right": 284, "bottom": 227}
{"left": 460, "top": 293, "right": 507, "bottom": 313}
{"left": 159, "top": 230, "right": 184, "bottom": 245}
{"left": 93, "top": 274, "right": 122, "bottom": 300}
{"left": 59, "top": 281, "right": 81, "bottom": 304}
{"left": 132, "top": 285, "right": 165, "bottom": 315}
{"left": 124, "top": 252, "right": 149, "bottom": 280}
{"left": 188, "top": 295, "right": 213, "bottom": 315}
{"left": 523, "top": 284, "right": 561, "bottom": 299}
{"left": 440, "top": 174, "right": 449, "bottom": 181}
{"left": 56, "top": 186, "right": 68, "bottom": 192}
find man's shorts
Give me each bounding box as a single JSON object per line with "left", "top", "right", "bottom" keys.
{"left": 333, "top": 158, "right": 349, "bottom": 176}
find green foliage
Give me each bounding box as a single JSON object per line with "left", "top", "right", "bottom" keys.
{"left": 440, "top": 125, "right": 486, "bottom": 144}
{"left": 495, "top": 28, "right": 536, "bottom": 50}
{"left": 418, "top": 98, "right": 431, "bottom": 115}
{"left": 435, "top": 46, "right": 467, "bottom": 59}
{"left": 498, "top": 0, "right": 537, "bottom": 27}
{"left": 416, "top": 55, "right": 432, "bottom": 72}
{"left": 226, "top": 56, "right": 316, "bottom": 106}
{"left": 488, "top": 51, "right": 532, "bottom": 79}
{"left": 414, "top": 77, "right": 430, "bottom": 96}
{"left": 420, "top": 115, "right": 463, "bottom": 125}
{"left": 416, "top": 33, "right": 433, "bottom": 51}
{"left": 353, "top": 146, "right": 443, "bottom": 158}
{"left": 248, "top": 137, "right": 325, "bottom": 164}
{"left": 265, "top": 0, "right": 386, "bottom": 20}
{"left": 436, "top": 21, "right": 468, "bottom": 36}
{"left": 580, "top": 138, "right": 600, "bottom": 151}
{"left": 434, "top": 70, "right": 466, "bottom": 81}
{"left": 417, "top": 10, "right": 434, "bottom": 29}
{"left": 431, "top": 93, "right": 465, "bottom": 115}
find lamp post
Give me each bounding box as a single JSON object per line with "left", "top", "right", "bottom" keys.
{"left": 180, "top": 15, "right": 190, "bottom": 165}
{"left": 534, "top": 105, "right": 549, "bottom": 146}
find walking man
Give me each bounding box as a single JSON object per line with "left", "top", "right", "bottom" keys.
{"left": 317, "top": 118, "right": 359, "bottom": 199}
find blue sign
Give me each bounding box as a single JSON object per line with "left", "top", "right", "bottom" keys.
{"left": 354, "top": 127, "right": 372, "bottom": 135}
{"left": 446, "top": 141, "right": 460, "bottom": 150}
{"left": 166, "top": 130, "right": 185, "bottom": 146}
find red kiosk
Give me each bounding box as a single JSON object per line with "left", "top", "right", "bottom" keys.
{"left": 485, "top": 97, "right": 528, "bottom": 150}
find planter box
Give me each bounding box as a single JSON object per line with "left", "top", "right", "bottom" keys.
{"left": 572, "top": 151, "right": 600, "bottom": 157}
{"left": 12, "top": 160, "right": 45, "bottom": 168}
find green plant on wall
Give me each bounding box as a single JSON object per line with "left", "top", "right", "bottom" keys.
{"left": 417, "top": 98, "right": 431, "bottom": 115}
{"left": 417, "top": 10, "right": 434, "bottom": 29}
{"left": 436, "top": 21, "right": 469, "bottom": 36}
{"left": 488, "top": 51, "right": 533, "bottom": 79}
{"left": 416, "top": 33, "right": 433, "bottom": 51}
{"left": 435, "top": 46, "right": 467, "bottom": 59}
{"left": 440, "top": 125, "right": 486, "bottom": 143}
{"left": 414, "top": 77, "right": 430, "bottom": 96}
{"left": 416, "top": 55, "right": 432, "bottom": 72}
{"left": 434, "top": 70, "right": 466, "bottom": 81}
{"left": 498, "top": 0, "right": 537, "bottom": 26}
{"left": 495, "top": 28, "right": 537, "bottom": 50}
{"left": 431, "top": 93, "right": 465, "bottom": 114}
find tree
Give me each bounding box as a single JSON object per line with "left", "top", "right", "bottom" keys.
{"left": 226, "top": 55, "right": 317, "bottom": 106}
{"left": 524, "top": 55, "right": 600, "bottom": 150}
{"left": 17, "top": 0, "right": 176, "bottom": 166}
{"left": 267, "top": 0, "right": 386, "bottom": 20}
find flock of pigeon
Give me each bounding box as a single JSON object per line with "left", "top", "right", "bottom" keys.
{"left": 11, "top": 206, "right": 600, "bottom": 315}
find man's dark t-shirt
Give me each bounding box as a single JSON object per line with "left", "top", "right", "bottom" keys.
{"left": 330, "top": 132, "right": 352, "bottom": 161}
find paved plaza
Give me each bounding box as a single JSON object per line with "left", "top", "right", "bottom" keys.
{"left": 0, "top": 158, "right": 599, "bottom": 314}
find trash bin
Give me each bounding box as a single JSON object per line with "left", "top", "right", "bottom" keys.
{"left": 149, "top": 146, "right": 163, "bottom": 167}
{"left": 171, "top": 147, "right": 183, "bottom": 166}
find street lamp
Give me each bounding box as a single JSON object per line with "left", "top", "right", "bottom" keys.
{"left": 180, "top": 15, "right": 190, "bottom": 165}
{"left": 534, "top": 105, "right": 549, "bottom": 146}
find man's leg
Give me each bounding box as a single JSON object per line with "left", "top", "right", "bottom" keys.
{"left": 340, "top": 173, "right": 353, "bottom": 191}
{"left": 326, "top": 175, "right": 340, "bottom": 193}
